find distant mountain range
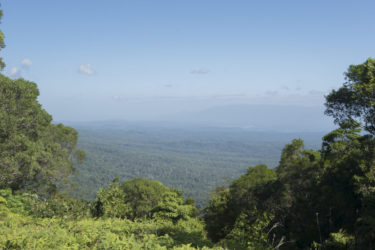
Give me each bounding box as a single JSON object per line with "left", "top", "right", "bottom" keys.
{"left": 164, "top": 104, "right": 335, "bottom": 132}
{"left": 63, "top": 104, "right": 336, "bottom": 133}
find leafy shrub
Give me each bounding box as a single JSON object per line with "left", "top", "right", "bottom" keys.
{"left": 0, "top": 191, "right": 217, "bottom": 249}
{"left": 30, "top": 193, "right": 91, "bottom": 219}
{"left": 93, "top": 178, "right": 198, "bottom": 222}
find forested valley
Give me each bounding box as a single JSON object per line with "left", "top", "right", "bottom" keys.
{"left": 64, "top": 125, "right": 322, "bottom": 208}
{"left": 2, "top": 5, "right": 375, "bottom": 249}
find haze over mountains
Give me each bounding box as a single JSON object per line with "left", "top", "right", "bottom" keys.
{"left": 64, "top": 122, "right": 324, "bottom": 207}
{"left": 166, "top": 104, "right": 334, "bottom": 132}
{"left": 66, "top": 104, "right": 334, "bottom": 133}
{"left": 61, "top": 104, "right": 332, "bottom": 206}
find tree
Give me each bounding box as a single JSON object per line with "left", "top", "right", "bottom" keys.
{"left": 324, "top": 59, "right": 375, "bottom": 247}
{"left": 0, "top": 75, "right": 84, "bottom": 194}
{"left": 325, "top": 58, "right": 375, "bottom": 135}
{"left": 93, "top": 178, "right": 197, "bottom": 221}
{"left": 204, "top": 165, "right": 277, "bottom": 243}
{"left": 203, "top": 59, "right": 375, "bottom": 248}
{"left": 92, "top": 178, "right": 130, "bottom": 218}
{"left": 229, "top": 165, "right": 277, "bottom": 226}
{"left": 151, "top": 190, "right": 199, "bottom": 222}
{"left": 203, "top": 186, "right": 232, "bottom": 242}
{"left": 220, "top": 208, "right": 277, "bottom": 250}
{"left": 317, "top": 120, "right": 375, "bottom": 249}
{"left": 121, "top": 178, "right": 171, "bottom": 219}
{"left": 264, "top": 140, "right": 323, "bottom": 248}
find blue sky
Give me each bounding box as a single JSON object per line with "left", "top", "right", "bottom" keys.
{"left": 2, "top": 0, "right": 375, "bottom": 121}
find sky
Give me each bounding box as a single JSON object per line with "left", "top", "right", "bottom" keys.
{"left": 2, "top": 0, "right": 375, "bottom": 122}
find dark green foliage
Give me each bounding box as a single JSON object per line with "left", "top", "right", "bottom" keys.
{"left": 325, "top": 58, "right": 375, "bottom": 134}
{"left": 204, "top": 165, "right": 282, "bottom": 249}
{"left": 204, "top": 122, "right": 375, "bottom": 249}
{"left": 203, "top": 186, "right": 232, "bottom": 242}
{"left": 320, "top": 121, "right": 375, "bottom": 248}
{"left": 220, "top": 209, "right": 275, "bottom": 250}
{"left": 272, "top": 117, "right": 375, "bottom": 249}
{"left": 201, "top": 114, "right": 375, "bottom": 249}
{"left": 121, "top": 178, "right": 171, "bottom": 219}
{"left": 230, "top": 164, "right": 277, "bottom": 212}
{"left": 0, "top": 75, "right": 84, "bottom": 195}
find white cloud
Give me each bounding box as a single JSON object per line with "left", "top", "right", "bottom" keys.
{"left": 78, "top": 64, "right": 96, "bottom": 75}
{"left": 21, "top": 58, "right": 32, "bottom": 68}
{"left": 190, "top": 68, "right": 210, "bottom": 74}
{"left": 9, "top": 67, "right": 20, "bottom": 77}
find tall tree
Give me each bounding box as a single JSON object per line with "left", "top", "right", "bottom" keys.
{"left": 0, "top": 75, "right": 84, "bottom": 194}
{"left": 325, "top": 58, "right": 375, "bottom": 134}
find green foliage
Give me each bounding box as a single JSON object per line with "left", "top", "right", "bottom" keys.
{"left": 0, "top": 188, "right": 36, "bottom": 215}
{"left": 220, "top": 209, "right": 277, "bottom": 250}
{"left": 204, "top": 165, "right": 277, "bottom": 244}
{"left": 152, "top": 191, "right": 199, "bottom": 222}
{"left": 204, "top": 118, "right": 375, "bottom": 249}
{"left": 0, "top": 191, "right": 216, "bottom": 249}
{"left": 323, "top": 229, "right": 355, "bottom": 250}
{"left": 94, "top": 178, "right": 198, "bottom": 223}
{"left": 30, "top": 194, "right": 91, "bottom": 219}
{"left": 202, "top": 119, "right": 370, "bottom": 248}
{"left": 92, "top": 179, "right": 131, "bottom": 218}
{"left": 325, "top": 58, "right": 375, "bottom": 134}
{"left": 0, "top": 189, "right": 90, "bottom": 220}
{"left": 230, "top": 164, "right": 277, "bottom": 212}
{"left": 121, "top": 178, "right": 171, "bottom": 219}
{"left": 0, "top": 75, "right": 84, "bottom": 194}
{"left": 203, "top": 186, "right": 232, "bottom": 242}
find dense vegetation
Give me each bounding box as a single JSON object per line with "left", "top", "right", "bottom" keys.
{"left": 65, "top": 126, "right": 322, "bottom": 207}
{"left": 203, "top": 58, "right": 375, "bottom": 249}
{"left": 0, "top": 187, "right": 215, "bottom": 249}
{"left": 0, "top": 75, "right": 85, "bottom": 195}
